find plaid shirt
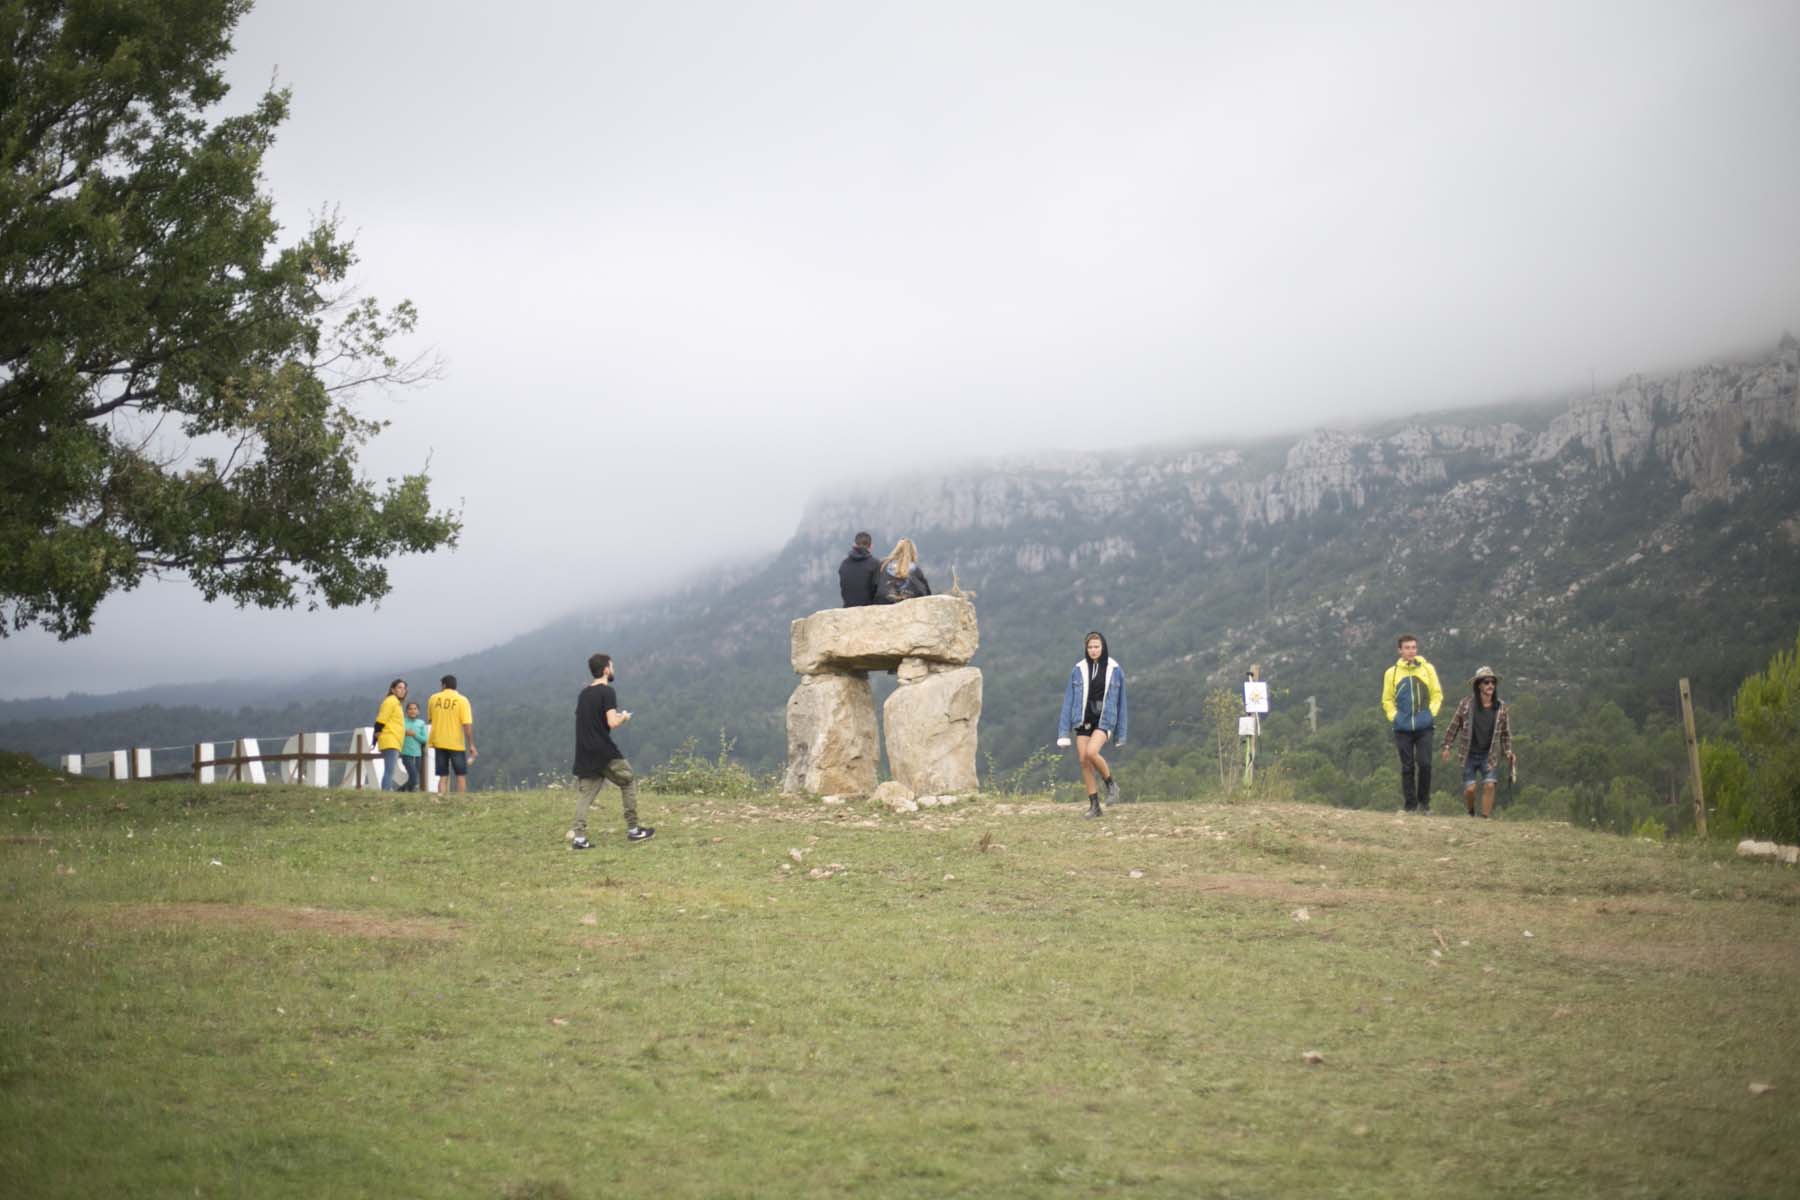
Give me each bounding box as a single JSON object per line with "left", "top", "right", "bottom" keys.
{"left": 1440, "top": 696, "right": 1513, "bottom": 765}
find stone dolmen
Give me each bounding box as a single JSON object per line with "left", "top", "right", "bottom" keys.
{"left": 782, "top": 595, "right": 981, "bottom": 802}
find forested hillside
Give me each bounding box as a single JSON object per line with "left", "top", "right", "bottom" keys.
{"left": 8, "top": 337, "right": 1799, "bottom": 833}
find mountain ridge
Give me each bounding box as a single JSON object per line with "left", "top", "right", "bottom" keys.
{"left": 6, "top": 337, "right": 1799, "bottom": 798}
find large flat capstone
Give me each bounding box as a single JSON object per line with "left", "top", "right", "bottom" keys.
{"left": 790, "top": 595, "right": 979, "bottom": 675}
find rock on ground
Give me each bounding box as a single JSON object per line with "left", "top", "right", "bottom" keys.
{"left": 872, "top": 780, "right": 918, "bottom": 813}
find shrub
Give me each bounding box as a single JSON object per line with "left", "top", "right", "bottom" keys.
{"left": 1728, "top": 629, "right": 1800, "bottom": 843}
{"left": 645, "top": 732, "right": 772, "bottom": 798}
{"left": 985, "top": 744, "right": 1063, "bottom": 796}
{"left": 1700, "top": 740, "right": 1754, "bottom": 840}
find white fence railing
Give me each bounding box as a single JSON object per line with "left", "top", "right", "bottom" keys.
{"left": 62, "top": 728, "right": 440, "bottom": 791}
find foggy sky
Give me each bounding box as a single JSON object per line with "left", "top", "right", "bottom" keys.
{"left": 6, "top": 0, "right": 1800, "bottom": 701}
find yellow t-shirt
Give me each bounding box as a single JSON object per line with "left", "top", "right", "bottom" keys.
{"left": 427, "top": 689, "right": 473, "bottom": 751}
{"left": 375, "top": 694, "right": 406, "bottom": 751}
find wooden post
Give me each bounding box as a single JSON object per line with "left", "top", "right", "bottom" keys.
{"left": 193, "top": 743, "right": 203, "bottom": 784}
{"left": 129, "top": 746, "right": 142, "bottom": 780}
{"left": 1679, "top": 678, "right": 1707, "bottom": 837}
{"left": 353, "top": 729, "right": 366, "bottom": 789}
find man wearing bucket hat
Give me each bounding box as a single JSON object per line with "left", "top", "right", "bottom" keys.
{"left": 1439, "top": 666, "right": 1516, "bottom": 818}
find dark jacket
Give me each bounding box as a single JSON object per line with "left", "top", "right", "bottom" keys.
{"left": 876, "top": 562, "right": 930, "bottom": 604}
{"left": 838, "top": 546, "right": 879, "bottom": 607}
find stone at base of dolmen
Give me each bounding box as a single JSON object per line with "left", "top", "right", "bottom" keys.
{"left": 782, "top": 673, "right": 878, "bottom": 797}
{"left": 897, "top": 656, "right": 959, "bottom": 684}
{"left": 790, "top": 595, "right": 979, "bottom": 674}
{"left": 872, "top": 780, "right": 918, "bottom": 813}
{"left": 883, "top": 666, "right": 982, "bottom": 796}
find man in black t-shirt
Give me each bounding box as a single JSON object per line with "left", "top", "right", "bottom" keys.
{"left": 570, "top": 653, "right": 655, "bottom": 848}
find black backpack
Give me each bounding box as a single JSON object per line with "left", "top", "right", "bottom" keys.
{"left": 877, "top": 568, "right": 927, "bottom": 604}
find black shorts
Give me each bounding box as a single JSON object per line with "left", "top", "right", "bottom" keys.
{"left": 1075, "top": 721, "right": 1101, "bottom": 737}
{"left": 434, "top": 749, "right": 468, "bottom": 776}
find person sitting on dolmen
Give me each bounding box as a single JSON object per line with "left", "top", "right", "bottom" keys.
{"left": 876, "top": 537, "right": 932, "bottom": 603}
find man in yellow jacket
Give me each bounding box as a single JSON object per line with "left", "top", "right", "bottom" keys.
{"left": 1380, "top": 633, "right": 1443, "bottom": 813}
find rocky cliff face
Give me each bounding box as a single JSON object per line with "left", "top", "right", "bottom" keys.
{"left": 800, "top": 338, "right": 1800, "bottom": 568}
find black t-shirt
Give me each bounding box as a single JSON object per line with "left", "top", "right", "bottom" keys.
{"left": 573, "top": 683, "right": 623, "bottom": 776}
{"left": 1470, "top": 704, "right": 1497, "bottom": 757}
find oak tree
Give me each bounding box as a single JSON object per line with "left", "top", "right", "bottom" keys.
{"left": 1, "top": 0, "right": 459, "bottom": 638}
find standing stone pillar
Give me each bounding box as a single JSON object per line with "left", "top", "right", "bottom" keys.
{"left": 883, "top": 666, "right": 982, "bottom": 795}
{"left": 782, "top": 672, "right": 879, "bottom": 797}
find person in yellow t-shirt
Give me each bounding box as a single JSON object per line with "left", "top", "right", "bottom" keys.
{"left": 427, "top": 674, "right": 477, "bottom": 794}
{"left": 374, "top": 678, "right": 408, "bottom": 791}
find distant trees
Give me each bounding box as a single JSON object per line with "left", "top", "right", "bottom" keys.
{"left": 0, "top": 0, "right": 458, "bottom": 639}
{"left": 1702, "top": 629, "right": 1800, "bottom": 843}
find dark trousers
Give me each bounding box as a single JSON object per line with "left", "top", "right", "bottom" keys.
{"left": 399, "top": 753, "right": 423, "bottom": 793}
{"left": 572, "top": 758, "right": 638, "bottom": 835}
{"left": 1394, "top": 728, "right": 1433, "bottom": 811}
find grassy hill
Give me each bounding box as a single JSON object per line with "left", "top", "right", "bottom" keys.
{"left": 3, "top": 765, "right": 1796, "bottom": 1197}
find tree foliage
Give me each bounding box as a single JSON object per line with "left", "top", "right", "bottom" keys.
{"left": 0, "top": 0, "right": 459, "bottom": 638}
{"left": 1711, "top": 628, "right": 1800, "bottom": 842}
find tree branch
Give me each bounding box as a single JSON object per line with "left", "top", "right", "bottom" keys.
{"left": 73, "top": 389, "right": 157, "bottom": 420}
{"left": 137, "top": 551, "right": 266, "bottom": 570}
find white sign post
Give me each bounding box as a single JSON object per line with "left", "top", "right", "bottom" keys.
{"left": 1241, "top": 677, "right": 1269, "bottom": 786}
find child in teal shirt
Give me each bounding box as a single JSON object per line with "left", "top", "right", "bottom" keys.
{"left": 400, "top": 702, "right": 429, "bottom": 793}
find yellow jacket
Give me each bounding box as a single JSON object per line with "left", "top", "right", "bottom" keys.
{"left": 1380, "top": 656, "right": 1443, "bottom": 731}
{"left": 375, "top": 694, "right": 406, "bottom": 751}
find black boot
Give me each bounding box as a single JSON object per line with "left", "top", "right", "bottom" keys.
{"left": 1087, "top": 794, "right": 1102, "bottom": 818}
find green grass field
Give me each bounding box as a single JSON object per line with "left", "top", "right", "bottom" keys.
{"left": 2, "top": 751, "right": 1796, "bottom": 1199}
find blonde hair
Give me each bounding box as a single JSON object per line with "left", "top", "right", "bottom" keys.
{"left": 881, "top": 538, "right": 918, "bottom": 580}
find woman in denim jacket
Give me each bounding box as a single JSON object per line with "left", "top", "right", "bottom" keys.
{"left": 1057, "top": 631, "right": 1128, "bottom": 817}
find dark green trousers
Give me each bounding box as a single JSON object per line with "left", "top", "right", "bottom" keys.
{"left": 572, "top": 758, "right": 638, "bottom": 835}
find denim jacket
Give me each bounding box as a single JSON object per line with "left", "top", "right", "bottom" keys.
{"left": 1057, "top": 659, "right": 1127, "bottom": 745}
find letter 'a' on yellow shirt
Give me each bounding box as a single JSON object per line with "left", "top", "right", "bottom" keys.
{"left": 427, "top": 689, "right": 473, "bottom": 750}
{"left": 375, "top": 694, "right": 406, "bottom": 751}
